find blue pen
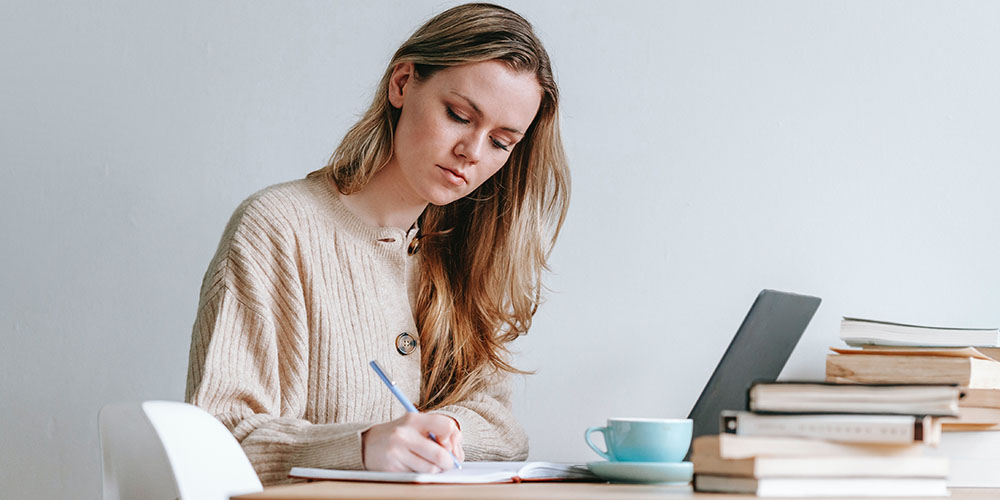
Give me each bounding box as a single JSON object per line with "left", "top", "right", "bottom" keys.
{"left": 369, "top": 360, "right": 463, "bottom": 470}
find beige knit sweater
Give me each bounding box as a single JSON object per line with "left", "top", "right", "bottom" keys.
{"left": 185, "top": 175, "right": 529, "bottom": 485}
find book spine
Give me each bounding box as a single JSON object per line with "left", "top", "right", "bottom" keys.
{"left": 722, "top": 413, "right": 926, "bottom": 444}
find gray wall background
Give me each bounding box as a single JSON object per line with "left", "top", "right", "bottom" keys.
{"left": 3, "top": 1, "right": 999, "bottom": 498}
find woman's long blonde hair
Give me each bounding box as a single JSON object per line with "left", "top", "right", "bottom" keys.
{"left": 307, "top": 3, "right": 569, "bottom": 410}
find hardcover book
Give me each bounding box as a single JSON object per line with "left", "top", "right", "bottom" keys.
{"left": 826, "top": 353, "right": 1000, "bottom": 389}
{"left": 721, "top": 410, "right": 941, "bottom": 444}
{"left": 748, "top": 381, "right": 960, "bottom": 416}
{"left": 692, "top": 434, "right": 924, "bottom": 460}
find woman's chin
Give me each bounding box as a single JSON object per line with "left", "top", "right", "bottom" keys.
{"left": 427, "top": 198, "right": 460, "bottom": 207}
{"left": 423, "top": 189, "right": 466, "bottom": 207}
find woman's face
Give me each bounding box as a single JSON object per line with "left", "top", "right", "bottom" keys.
{"left": 386, "top": 60, "right": 542, "bottom": 207}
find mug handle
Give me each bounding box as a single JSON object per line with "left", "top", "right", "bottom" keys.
{"left": 584, "top": 426, "right": 612, "bottom": 460}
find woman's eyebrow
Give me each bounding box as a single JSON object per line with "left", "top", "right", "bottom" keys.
{"left": 449, "top": 90, "right": 524, "bottom": 136}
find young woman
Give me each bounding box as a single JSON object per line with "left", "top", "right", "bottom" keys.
{"left": 185, "top": 3, "right": 569, "bottom": 484}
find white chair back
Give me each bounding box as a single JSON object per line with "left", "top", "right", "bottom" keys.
{"left": 100, "top": 401, "right": 263, "bottom": 500}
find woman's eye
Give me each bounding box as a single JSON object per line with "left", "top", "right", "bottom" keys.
{"left": 490, "top": 137, "right": 510, "bottom": 152}
{"left": 446, "top": 105, "right": 509, "bottom": 152}
{"left": 446, "top": 107, "right": 470, "bottom": 124}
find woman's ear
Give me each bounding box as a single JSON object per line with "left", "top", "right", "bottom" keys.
{"left": 387, "top": 62, "right": 415, "bottom": 109}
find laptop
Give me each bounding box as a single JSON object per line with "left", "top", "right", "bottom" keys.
{"left": 686, "top": 289, "right": 822, "bottom": 447}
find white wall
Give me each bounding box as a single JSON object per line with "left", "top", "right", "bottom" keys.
{"left": 3, "top": 1, "right": 999, "bottom": 498}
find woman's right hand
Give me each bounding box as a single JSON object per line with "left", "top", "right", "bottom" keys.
{"left": 361, "top": 412, "right": 464, "bottom": 473}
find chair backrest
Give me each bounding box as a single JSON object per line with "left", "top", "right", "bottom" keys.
{"left": 99, "top": 401, "right": 263, "bottom": 500}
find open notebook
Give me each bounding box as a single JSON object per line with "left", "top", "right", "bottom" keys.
{"left": 289, "top": 461, "right": 598, "bottom": 484}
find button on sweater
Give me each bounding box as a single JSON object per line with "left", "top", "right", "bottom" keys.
{"left": 185, "top": 175, "right": 528, "bottom": 485}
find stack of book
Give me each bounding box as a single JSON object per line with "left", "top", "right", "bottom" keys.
{"left": 827, "top": 317, "right": 1000, "bottom": 486}
{"left": 692, "top": 382, "right": 957, "bottom": 497}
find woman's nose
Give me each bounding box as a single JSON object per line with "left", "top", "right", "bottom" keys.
{"left": 454, "top": 132, "right": 485, "bottom": 165}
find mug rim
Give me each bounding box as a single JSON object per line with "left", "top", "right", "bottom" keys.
{"left": 607, "top": 417, "right": 691, "bottom": 423}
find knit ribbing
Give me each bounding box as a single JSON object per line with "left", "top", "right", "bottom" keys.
{"left": 185, "top": 176, "right": 528, "bottom": 485}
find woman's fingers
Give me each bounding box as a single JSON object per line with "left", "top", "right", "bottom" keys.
{"left": 451, "top": 431, "right": 465, "bottom": 462}
{"left": 362, "top": 413, "right": 465, "bottom": 472}
{"left": 433, "top": 430, "right": 464, "bottom": 463}
{"left": 422, "top": 413, "right": 459, "bottom": 436}
{"left": 403, "top": 428, "right": 460, "bottom": 470}
{"left": 396, "top": 446, "right": 444, "bottom": 473}
{"left": 420, "top": 414, "right": 463, "bottom": 460}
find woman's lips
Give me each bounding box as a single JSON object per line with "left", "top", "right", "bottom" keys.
{"left": 437, "top": 165, "right": 467, "bottom": 185}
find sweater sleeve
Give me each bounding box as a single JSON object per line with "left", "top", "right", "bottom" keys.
{"left": 432, "top": 373, "right": 530, "bottom": 461}
{"left": 184, "top": 197, "right": 373, "bottom": 485}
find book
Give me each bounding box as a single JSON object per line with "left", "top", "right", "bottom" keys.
{"left": 694, "top": 475, "right": 948, "bottom": 497}
{"left": 856, "top": 345, "right": 1000, "bottom": 365}
{"left": 939, "top": 406, "right": 1000, "bottom": 429}
{"left": 288, "top": 461, "right": 597, "bottom": 484}
{"left": 748, "top": 381, "right": 960, "bottom": 416}
{"left": 923, "top": 430, "right": 1000, "bottom": 487}
{"left": 721, "top": 410, "right": 941, "bottom": 445}
{"left": 692, "top": 454, "right": 948, "bottom": 478}
{"left": 826, "top": 353, "right": 1000, "bottom": 389}
{"left": 837, "top": 346, "right": 997, "bottom": 360}
{"left": 840, "top": 317, "right": 1000, "bottom": 347}
{"left": 960, "top": 388, "right": 1000, "bottom": 408}
{"left": 692, "top": 434, "right": 924, "bottom": 460}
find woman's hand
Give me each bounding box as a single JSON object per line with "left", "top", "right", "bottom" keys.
{"left": 361, "top": 413, "right": 464, "bottom": 472}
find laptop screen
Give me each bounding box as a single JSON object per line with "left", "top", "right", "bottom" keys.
{"left": 686, "top": 289, "right": 822, "bottom": 443}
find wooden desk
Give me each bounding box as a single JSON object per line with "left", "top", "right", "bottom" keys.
{"left": 233, "top": 482, "right": 998, "bottom": 500}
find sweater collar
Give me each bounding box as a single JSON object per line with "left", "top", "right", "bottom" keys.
{"left": 310, "top": 175, "right": 419, "bottom": 248}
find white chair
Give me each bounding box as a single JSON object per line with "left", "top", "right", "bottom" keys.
{"left": 99, "top": 401, "right": 263, "bottom": 500}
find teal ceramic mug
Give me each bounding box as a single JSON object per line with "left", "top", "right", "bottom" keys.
{"left": 584, "top": 418, "right": 692, "bottom": 462}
